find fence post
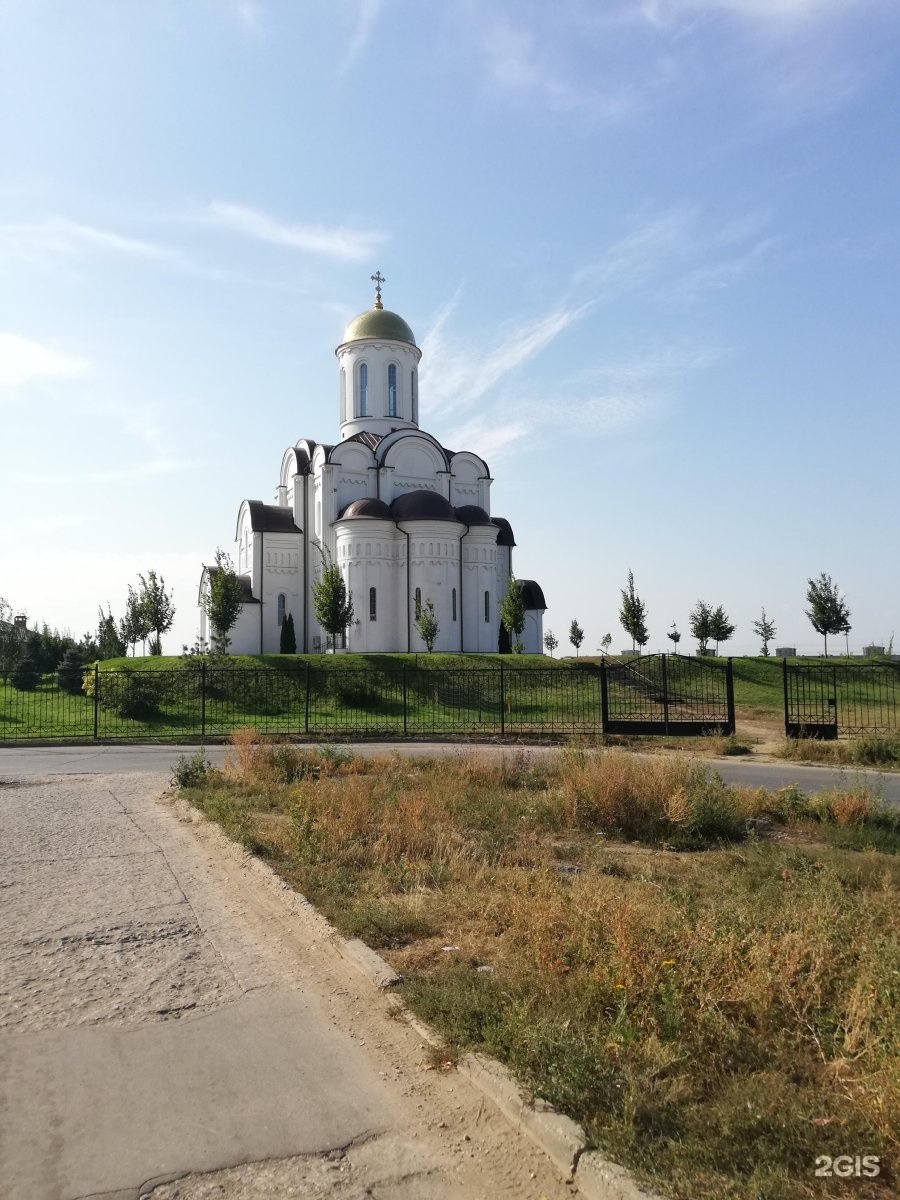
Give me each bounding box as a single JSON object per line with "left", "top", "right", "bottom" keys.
{"left": 402, "top": 664, "right": 408, "bottom": 735}
{"left": 725, "top": 657, "right": 736, "bottom": 735}
{"left": 304, "top": 664, "right": 311, "bottom": 735}
{"left": 782, "top": 656, "right": 789, "bottom": 736}
{"left": 499, "top": 661, "right": 505, "bottom": 736}
{"left": 93, "top": 664, "right": 100, "bottom": 739}
{"left": 661, "top": 654, "right": 670, "bottom": 735}
{"left": 200, "top": 662, "right": 207, "bottom": 741}
{"left": 599, "top": 659, "right": 609, "bottom": 734}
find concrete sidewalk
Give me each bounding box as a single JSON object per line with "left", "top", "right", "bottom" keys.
{"left": 0, "top": 773, "right": 572, "bottom": 1200}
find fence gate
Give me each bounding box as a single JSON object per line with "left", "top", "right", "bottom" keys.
{"left": 600, "top": 654, "right": 734, "bottom": 736}
{"left": 783, "top": 659, "right": 900, "bottom": 739}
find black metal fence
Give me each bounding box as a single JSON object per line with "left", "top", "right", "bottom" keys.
{"left": 9, "top": 656, "right": 895, "bottom": 744}
{"left": 0, "top": 657, "right": 731, "bottom": 743}
{"left": 601, "top": 654, "right": 734, "bottom": 735}
{"left": 784, "top": 659, "right": 900, "bottom": 739}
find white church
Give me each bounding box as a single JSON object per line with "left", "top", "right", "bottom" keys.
{"left": 198, "top": 276, "right": 546, "bottom": 655}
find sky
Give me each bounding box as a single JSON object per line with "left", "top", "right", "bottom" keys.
{"left": 1, "top": 0, "right": 899, "bottom": 657}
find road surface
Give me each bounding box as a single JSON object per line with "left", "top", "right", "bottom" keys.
{"left": 1, "top": 741, "right": 898, "bottom": 805}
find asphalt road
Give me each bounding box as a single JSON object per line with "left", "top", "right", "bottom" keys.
{"left": 1, "top": 741, "right": 898, "bottom": 805}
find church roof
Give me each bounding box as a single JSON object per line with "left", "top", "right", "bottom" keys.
{"left": 518, "top": 579, "right": 547, "bottom": 611}
{"left": 390, "top": 490, "right": 458, "bottom": 523}
{"left": 340, "top": 305, "right": 417, "bottom": 348}
{"left": 347, "top": 430, "right": 385, "bottom": 451}
{"left": 338, "top": 498, "right": 392, "bottom": 520}
{"left": 492, "top": 517, "right": 516, "bottom": 547}
{"left": 454, "top": 504, "right": 493, "bottom": 526}
{"left": 204, "top": 567, "right": 258, "bottom": 604}
{"left": 245, "top": 501, "right": 299, "bottom": 533}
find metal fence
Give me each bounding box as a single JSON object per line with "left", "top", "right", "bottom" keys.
{"left": 601, "top": 654, "right": 734, "bottom": 735}
{"left": 0, "top": 658, "right": 742, "bottom": 744}
{"left": 784, "top": 659, "right": 900, "bottom": 739}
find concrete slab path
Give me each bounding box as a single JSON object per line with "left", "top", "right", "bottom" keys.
{"left": 0, "top": 772, "right": 574, "bottom": 1200}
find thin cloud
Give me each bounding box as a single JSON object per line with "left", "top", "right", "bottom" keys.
{"left": 340, "top": 0, "right": 383, "bottom": 75}
{"left": 0, "top": 217, "right": 181, "bottom": 266}
{"left": 421, "top": 299, "right": 592, "bottom": 412}
{"left": 479, "top": 15, "right": 639, "bottom": 122}
{"left": 679, "top": 236, "right": 778, "bottom": 299}
{"left": 10, "top": 457, "right": 194, "bottom": 486}
{"left": 0, "top": 333, "right": 89, "bottom": 390}
{"left": 204, "top": 202, "right": 388, "bottom": 263}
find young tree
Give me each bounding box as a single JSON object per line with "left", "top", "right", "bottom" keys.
{"left": 206, "top": 549, "right": 244, "bottom": 652}
{"left": 415, "top": 598, "right": 440, "bottom": 652}
{"left": 122, "top": 584, "right": 151, "bottom": 656}
{"left": 752, "top": 608, "right": 777, "bottom": 656}
{"left": 690, "top": 600, "right": 714, "bottom": 654}
{"left": 667, "top": 623, "right": 682, "bottom": 652}
{"left": 280, "top": 611, "right": 297, "bottom": 654}
{"left": 619, "top": 569, "right": 649, "bottom": 653}
{"left": 543, "top": 629, "right": 559, "bottom": 657}
{"left": 709, "top": 605, "right": 736, "bottom": 655}
{"left": 10, "top": 649, "right": 41, "bottom": 691}
{"left": 96, "top": 604, "right": 126, "bottom": 660}
{"left": 600, "top": 632, "right": 612, "bottom": 655}
{"left": 56, "top": 647, "right": 86, "bottom": 695}
{"left": 312, "top": 549, "right": 354, "bottom": 651}
{"left": 805, "top": 573, "right": 851, "bottom": 659}
{"left": 138, "top": 570, "right": 175, "bottom": 655}
{"left": 499, "top": 576, "right": 526, "bottom": 653}
{"left": 569, "top": 619, "right": 584, "bottom": 657}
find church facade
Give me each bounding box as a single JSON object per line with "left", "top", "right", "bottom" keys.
{"left": 198, "top": 279, "right": 546, "bottom": 655}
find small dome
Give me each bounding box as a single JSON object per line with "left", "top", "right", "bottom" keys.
{"left": 338, "top": 498, "right": 392, "bottom": 520}
{"left": 390, "top": 490, "right": 459, "bottom": 523}
{"left": 341, "top": 306, "right": 416, "bottom": 348}
{"left": 454, "top": 504, "right": 493, "bottom": 526}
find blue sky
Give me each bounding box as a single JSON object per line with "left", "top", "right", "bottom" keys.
{"left": 1, "top": 0, "right": 898, "bottom": 656}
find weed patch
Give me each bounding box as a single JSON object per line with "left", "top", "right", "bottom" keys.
{"left": 178, "top": 734, "right": 900, "bottom": 1200}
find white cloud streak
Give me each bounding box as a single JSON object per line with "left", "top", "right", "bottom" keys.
{"left": 0, "top": 333, "right": 89, "bottom": 390}
{"left": 340, "top": 0, "right": 383, "bottom": 75}
{"left": 0, "top": 217, "right": 181, "bottom": 266}
{"left": 421, "top": 297, "right": 593, "bottom": 413}
{"left": 203, "top": 202, "right": 388, "bottom": 263}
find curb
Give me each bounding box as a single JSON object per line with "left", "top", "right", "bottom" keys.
{"left": 175, "top": 796, "right": 661, "bottom": 1200}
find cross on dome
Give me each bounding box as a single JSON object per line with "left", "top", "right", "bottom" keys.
{"left": 370, "top": 270, "right": 385, "bottom": 309}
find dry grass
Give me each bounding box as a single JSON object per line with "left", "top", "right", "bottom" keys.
{"left": 179, "top": 736, "right": 900, "bottom": 1200}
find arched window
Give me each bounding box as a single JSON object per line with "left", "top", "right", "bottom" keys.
{"left": 277, "top": 593, "right": 286, "bottom": 626}
{"left": 340, "top": 368, "right": 347, "bottom": 422}
{"left": 484, "top": 590, "right": 490, "bottom": 623}
{"left": 410, "top": 369, "right": 418, "bottom": 422}
{"left": 452, "top": 588, "right": 457, "bottom": 622}
{"left": 359, "top": 363, "right": 369, "bottom": 416}
{"left": 369, "top": 586, "right": 377, "bottom": 621}
{"left": 415, "top": 587, "right": 422, "bottom": 619}
{"left": 387, "top": 364, "right": 397, "bottom": 416}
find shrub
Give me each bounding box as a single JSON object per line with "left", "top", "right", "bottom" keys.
{"left": 171, "top": 750, "right": 210, "bottom": 789}
{"left": 97, "top": 670, "right": 164, "bottom": 719}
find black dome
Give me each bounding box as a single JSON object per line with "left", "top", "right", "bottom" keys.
{"left": 454, "top": 505, "right": 493, "bottom": 526}
{"left": 519, "top": 579, "right": 547, "bottom": 610}
{"left": 390, "top": 490, "right": 459, "bottom": 523}
{"left": 338, "top": 498, "right": 392, "bottom": 520}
